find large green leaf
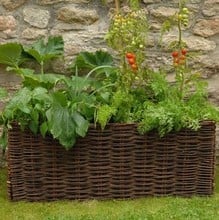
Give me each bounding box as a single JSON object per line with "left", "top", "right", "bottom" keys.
{"left": 46, "top": 93, "right": 90, "bottom": 149}
{"left": 17, "top": 68, "right": 67, "bottom": 89}
{"left": 51, "top": 91, "right": 68, "bottom": 107}
{"left": 0, "top": 43, "right": 23, "bottom": 67}
{"left": 32, "top": 87, "right": 51, "bottom": 103}
{"left": 70, "top": 50, "right": 114, "bottom": 75}
{"left": 46, "top": 105, "right": 77, "bottom": 149}
{"left": 67, "top": 75, "right": 93, "bottom": 95}
{"left": 23, "top": 36, "right": 64, "bottom": 65}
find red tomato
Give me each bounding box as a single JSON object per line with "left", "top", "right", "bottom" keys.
{"left": 126, "top": 52, "right": 135, "bottom": 59}
{"left": 172, "top": 51, "right": 179, "bottom": 58}
{"left": 131, "top": 63, "right": 138, "bottom": 71}
{"left": 173, "top": 58, "right": 179, "bottom": 66}
{"left": 179, "top": 55, "right": 186, "bottom": 60}
{"left": 128, "top": 57, "right": 136, "bottom": 65}
{"left": 181, "top": 48, "right": 187, "bottom": 55}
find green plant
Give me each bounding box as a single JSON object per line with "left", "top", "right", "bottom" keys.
{"left": 0, "top": 37, "right": 115, "bottom": 149}
{"left": 95, "top": 0, "right": 219, "bottom": 135}
{"left": 0, "top": 88, "right": 7, "bottom": 100}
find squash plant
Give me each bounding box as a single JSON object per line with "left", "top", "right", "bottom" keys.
{"left": 0, "top": 36, "right": 116, "bottom": 149}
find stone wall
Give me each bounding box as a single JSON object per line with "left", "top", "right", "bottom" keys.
{"left": 0, "top": 0, "right": 218, "bottom": 73}
{"left": 0, "top": 0, "right": 219, "bottom": 158}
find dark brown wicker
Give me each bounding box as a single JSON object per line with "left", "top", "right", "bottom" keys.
{"left": 7, "top": 121, "right": 216, "bottom": 201}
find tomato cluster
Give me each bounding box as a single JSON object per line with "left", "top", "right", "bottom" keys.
{"left": 108, "top": 10, "right": 147, "bottom": 52}
{"left": 172, "top": 48, "right": 187, "bottom": 67}
{"left": 178, "top": 7, "right": 189, "bottom": 27}
{"left": 126, "top": 52, "right": 138, "bottom": 71}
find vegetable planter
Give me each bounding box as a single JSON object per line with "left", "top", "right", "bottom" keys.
{"left": 7, "top": 121, "right": 216, "bottom": 201}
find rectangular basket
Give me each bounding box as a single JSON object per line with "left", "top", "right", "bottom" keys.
{"left": 7, "top": 121, "right": 216, "bottom": 201}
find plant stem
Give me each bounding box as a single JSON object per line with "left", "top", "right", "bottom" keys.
{"left": 114, "top": 0, "right": 120, "bottom": 14}
{"left": 40, "top": 61, "right": 44, "bottom": 74}
{"left": 177, "top": 19, "right": 182, "bottom": 49}
{"left": 179, "top": 70, "right": 185, "bottom": 100}
{"left": 177, "top": 0, "right": 182, "bottom": 49}
{"left": 177, "top": 0, "right": 184, "bottom": 99}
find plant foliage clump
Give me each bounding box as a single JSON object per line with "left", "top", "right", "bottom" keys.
{"left": 0, "top": 0, "right": 219, "bottom": 150}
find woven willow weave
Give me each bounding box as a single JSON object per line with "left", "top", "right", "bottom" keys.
{"left": 7, "top": 121, "right": 216, "bottom": 201}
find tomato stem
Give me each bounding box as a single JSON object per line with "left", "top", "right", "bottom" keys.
{"left": 115, "top": 0, "right": 120, "bottom": 14}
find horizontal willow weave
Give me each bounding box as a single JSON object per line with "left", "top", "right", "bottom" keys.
{"left": 7, "top": 121, "right": 216, "bottom": 201}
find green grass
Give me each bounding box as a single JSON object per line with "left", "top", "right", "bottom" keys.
{"left": 1, "top": 168, "right": 219, "bottom": 220}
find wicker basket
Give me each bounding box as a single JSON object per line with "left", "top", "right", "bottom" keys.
{"left": 7, "top": 121, "right": 216, "bottom": 201}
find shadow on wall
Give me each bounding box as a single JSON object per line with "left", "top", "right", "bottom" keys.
{"left": 0, "top": 66, "right": 21, "bottom": 111}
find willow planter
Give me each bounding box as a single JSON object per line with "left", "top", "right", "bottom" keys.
{"left": 7, "top": 121, "right": 216, "bottom": 201}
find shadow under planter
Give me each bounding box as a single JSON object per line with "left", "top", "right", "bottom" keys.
{"left": 7, "top": 121, "right": 216, "bottom": 201}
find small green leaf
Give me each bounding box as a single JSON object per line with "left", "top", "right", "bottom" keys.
{"left": 40, "top": 122, "right": 48, "bottom": 138}
{"left": 99, "top": 92, "right": 111, "bottom": 102}
{"left": 31, "top": 109, "right": 39, "bottom": 122}
{"left": 72, "top": 111, "right": 89, "bottom": 137}
{"left": 19, "top": 105, "right": 31, "bottom": 114}
{"left": 0, "top": 87, "right": 8, "bottom": 99}
{"left": 29, "top": 120, "right": 38, "bottom": 135}
{"left": 32, "top": 87, "right": 52, "bottom": 105}
{"left": 0, "top": 128, "right": 7, "bottom": 150}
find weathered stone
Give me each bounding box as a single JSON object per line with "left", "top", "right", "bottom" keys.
{"left": 2, "top": 29, "right": 17, "bottom": 39}
{"left": 62, "top": 31, "right": 108, "bottom": 58}
{"left": 143, "top": 0, "right": 161, "bottom": 4}
{"left": 204, "top": 0, "right": 219, "bottom": 3}
{"left": 57, "top": 6, "right": 99, "bottom": 25}
{"left": 23, "top": 7, "right": 50, "bottom": 28}
{"left": 50, "top": 57, "right": 68, "bottom": 74}
{"left": 64, "top": 42, "right": 82, "bottom": 56}
{"left": 2, "top": 0, "right": 27, "bottom": 10}
{"left": 198, "top": 54, "right": 219, "bottom": 70}
{"left": 209, "top": 74, "right": 219, "bottom": 96}
{"left": 193, "top": 18, "right": 219, "bottom": 37}
{"left": 188, "top": 0, "right": 202, "bottom": 3}
{"left": 105, "top": 0, "right": 114, "bottom": 3}
{"left": 150, "top": 6, "right": 178, "bottom": 19}
{"left": 0, "top": 16, "right": 16, "bottom": 31}
{"left": 203, "top": 0, "right": 219, "bottom": 16}
{"left": 208, "top": 73, "right": 219, "bottom": 110}
{"left": 37, "top": 0, "right": 64, "bottom": 4}
{"left": 0, "top": 30, "right": 17, "bottom": 40}
{"left": 37, "top": 0, "right": 89, "bottom": 4}
{"left": 21, "top": 28, "right": 48, "bottom": 40}
{"left": 185, "top": 36, "right": 216, "bottom": 51}
{"left": 162, "top": 32, "right": 216, "bottom": 51}
{"left": 53, "top": 22, "right": 87, "bottom": 31}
